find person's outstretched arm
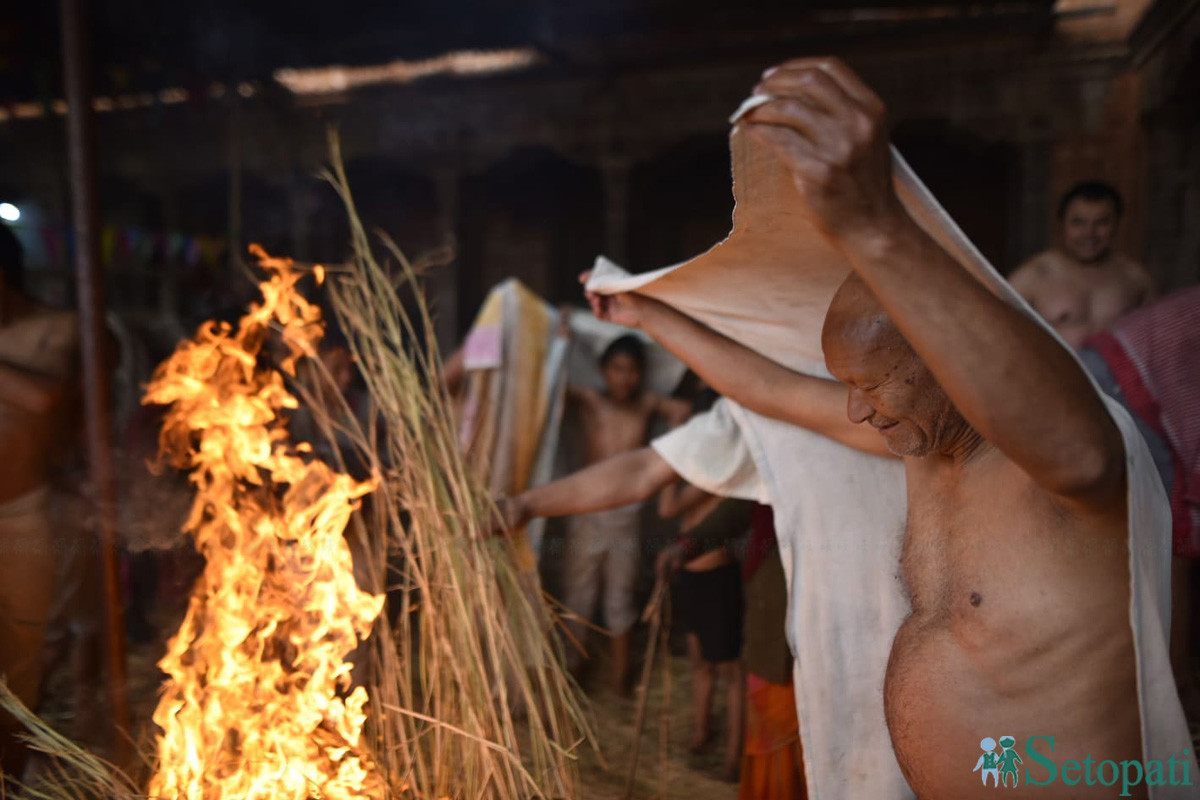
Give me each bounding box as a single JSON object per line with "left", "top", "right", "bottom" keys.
{"left": 745, "top": 56, "right": 1123, "bottom": 508}
{"left": 582, "top": 285, "right": 892, "bottom": 458}
{"left": 497, "top": 446, "right": 678, "bottom": 531}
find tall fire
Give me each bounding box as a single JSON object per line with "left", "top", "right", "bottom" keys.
{"left": 143, "top": 248, "right": 385, "bottom": 799}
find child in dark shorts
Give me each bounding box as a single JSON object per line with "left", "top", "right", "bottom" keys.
{"left": 657, "top": 486, "right": 754, "bottom": 782}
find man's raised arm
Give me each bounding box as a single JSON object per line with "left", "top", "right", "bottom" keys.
{"left": 745, "top": 57, "right": 1123, "bottom": 506}
{"left": 582, "top": 282, "right": 891, "bottom": 458}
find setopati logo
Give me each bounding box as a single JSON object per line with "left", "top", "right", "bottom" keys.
{"left": 972, "top": 735, "right": 1193, "bottom": 796}
{"left": 973, "top": 736, "right": 1023, "bottom": 787}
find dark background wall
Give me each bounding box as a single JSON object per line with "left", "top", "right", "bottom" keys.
{"left": 0, "top": 0, "right": 1196, "bottom": 369}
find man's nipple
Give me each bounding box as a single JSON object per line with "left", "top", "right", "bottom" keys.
{"left": 969, "top": 592, "right": 982, "bottom": 608}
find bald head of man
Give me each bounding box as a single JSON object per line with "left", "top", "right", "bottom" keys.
{"left": 820, "top": 275, "right": 973, "bottom": 458}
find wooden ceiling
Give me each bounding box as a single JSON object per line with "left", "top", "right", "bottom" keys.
{"left": 0, "top": 1, "right": 1058, "bottom": 103}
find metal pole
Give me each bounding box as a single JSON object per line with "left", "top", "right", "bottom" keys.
{"left": 58, "top": 0, "right": 131, "bottom": 757}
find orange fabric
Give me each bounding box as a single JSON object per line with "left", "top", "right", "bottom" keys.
{"left": 740, "top": 673, "right": 806, "bottom": 800}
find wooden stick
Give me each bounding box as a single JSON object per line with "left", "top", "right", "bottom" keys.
{"left": 623, "top": 576, "right": 668, "bottom": 799}
{"left": 657, "top": 590, "right": 672, "bottom": 800}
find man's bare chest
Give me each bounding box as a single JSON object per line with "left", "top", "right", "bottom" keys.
{"left": 900, "top": 460, "right": 1060, "bottom": 618}
{"left": 582, "top": 401, "right": 652, "bottom": 452}
{"left": 1039, "top": 262, "right": 1140, "bottom": 325}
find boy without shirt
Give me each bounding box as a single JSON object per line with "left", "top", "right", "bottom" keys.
{"left": 517, "top": 334, "right": 690, "bottom": 692}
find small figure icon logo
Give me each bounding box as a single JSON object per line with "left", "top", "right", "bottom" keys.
{"left": 997, "top": 736, "right": 1023, "bottom": 787}
{"left": 973, "top": 737, "right": 1000, "bottom": 787}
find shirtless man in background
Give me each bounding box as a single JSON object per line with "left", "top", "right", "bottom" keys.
{"left": 554, "top": 334, "right": 690, "bottom": 692}
{"left": 1009, "top": 181, "right": 1154, "bottom": 347}
{"left": 0, "top": 224, "right": 78, "bottom": 778}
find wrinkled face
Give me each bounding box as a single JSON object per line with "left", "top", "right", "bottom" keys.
{"left": 601, "top": 352, "right": 643, "bottom": 403}
{"left": 822, "top": 314, "right": 966, "bottom": 458}
{"left": 1061, "top": 198, "right": 1118, "bottom": 264}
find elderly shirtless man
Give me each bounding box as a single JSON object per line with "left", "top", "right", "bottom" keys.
{"left": 743, "top": 60, "right": 1164, "bottom": 798}
{"left": 588, "top": 60, "right": 1187, "bottom": 797}
{"left": 1009, "top": 181, "right": 1154, "bottom": 347}
{"left": 0, "top": 224, "right": 78, "bottom": 776}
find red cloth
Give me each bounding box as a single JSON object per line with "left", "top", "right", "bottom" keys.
{"left": 1087, "top": 286, "right": 1200, "bottom": 557}
{"left": 743, "top": 504, "right": 776, "bottom": 581}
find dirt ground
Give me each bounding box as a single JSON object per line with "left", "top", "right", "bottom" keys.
{"left": 571, "top": 642, "right": 739, "bottom": 799}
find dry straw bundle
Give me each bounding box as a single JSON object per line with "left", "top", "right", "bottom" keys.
{"left": 0, "top": 133, "right": 594, "bottom": 799}
{"left": 315, "top": 132, "right": 595, "bottom": 798}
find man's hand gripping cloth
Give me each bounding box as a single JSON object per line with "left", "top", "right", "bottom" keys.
{"left": 589, "top": 105, "right": 1194, "bottom": 798}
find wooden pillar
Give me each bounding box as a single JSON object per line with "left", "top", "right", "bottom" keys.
{"left": 1013, "top": 140, "right": 1053, "bottom": 266}
{"left": 433, "top": 170, "right": 461, "bottom": 348}
{"left": 601, "top": 157, "right": 631, "bottom": 265}
{"left": 58, "top": 0, "right": 130, "bottom": 760}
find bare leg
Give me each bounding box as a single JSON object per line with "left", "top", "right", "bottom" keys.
{"left": 687, "top": 634, "right": 714, "bottom": 752}
{"left": 0, "top": 503, "right": 56, "bottom": 779}
{"left": 562, "top": 519, "right": 603, "bottom": 679}
{"left": 718, "top": 660, "right": 745, "bottom": 782}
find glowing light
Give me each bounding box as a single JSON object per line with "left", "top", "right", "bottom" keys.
{"left": 158, "top": 87, "right": 189, "bottom": 104}
{"left": 275, "top": 47, "right": 541, "bottom": 95}
{"left": 13, "top": 103, "right": 43, "bottom": 119}
{"left": 0, "top": 203, "right": 19, "bottom": 222}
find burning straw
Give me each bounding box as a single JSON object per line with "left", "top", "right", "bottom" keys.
{"left": 2, "top": 135, "right": 593, "bottom": 799}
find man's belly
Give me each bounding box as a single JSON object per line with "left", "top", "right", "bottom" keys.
{"left": 885, "top": 615, "right": 1144, "bottom": 799}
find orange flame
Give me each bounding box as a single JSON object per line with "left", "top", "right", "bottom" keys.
{"left": 144, "top": 247, "right": 384, "bottom": 799}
